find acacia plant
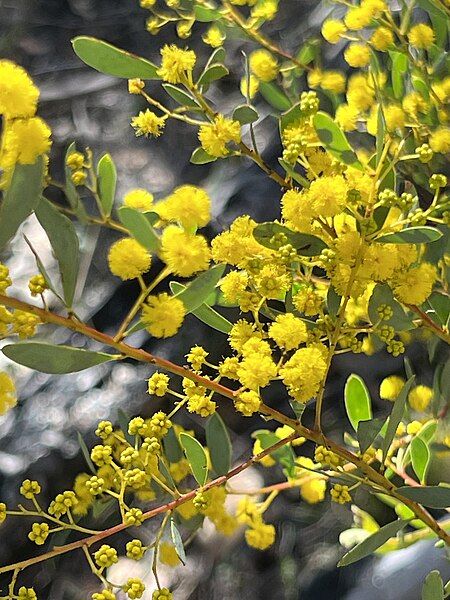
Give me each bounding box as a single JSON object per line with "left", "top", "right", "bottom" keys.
{"left": 0, "top": 0, "right": 450, "bottom": 598}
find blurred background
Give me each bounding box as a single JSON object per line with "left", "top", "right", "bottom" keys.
{"left": 0, "top": 0, "right": 449, "bottom": 598}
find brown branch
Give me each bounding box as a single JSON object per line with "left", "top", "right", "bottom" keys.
{"left": 406, "top": 304, "right": 450, "bottom": 345}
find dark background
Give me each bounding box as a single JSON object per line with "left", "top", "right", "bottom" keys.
{"left": 0, "top": 1, "right": 448, "bottom": 598}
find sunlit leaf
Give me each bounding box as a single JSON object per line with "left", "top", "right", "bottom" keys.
{"left": 344, "top": 374, "right": 372, "bottom": 432}
{"left": 179, "top": 433, "right": 208, "bottom": 486}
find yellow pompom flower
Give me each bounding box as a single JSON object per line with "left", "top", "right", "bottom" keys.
{"left": 237, "top": 354, "right": 278, "bottom": 390}
{"left": 429, "top": 127, "right": 450, "bottom": 154}
{"left": 3, "top": 117, "right": 51, "bottom": 165}
{"left": 300, "top": 477, "right": 326, "bottom": 504}
{"left": 379, "top": 375, "right": 405, "bottom": 401}
{"left": 320, "top": 71, "right": 346, "bottom": 94}
{"left": 108, "top": 238, "right": 151, "bottom": 280}
{"left": 268, "top": 314, "right": 307, "bottom": 351}
{"left": 123, "top": 189, "right": 154, "bottom": 211}
{"left": 347, "top": 74, "right": 375, "bottom": 111}
{"left": 198, "top": 115, "right": 241, "bottom": 158}
{"left": 344, "top": 43, "right": 371, "bottom": 68}
{"left": 306, "top": 175, "right": 348, "bottom": 218}
{"left": 202, "top": 24, "right": 225, "bottom": 48}
{"left": 128, "top": 78, "right": 145, "bottom": 94}
{"left": 240, "top": 74, "right": 259, "bottom": 99}
{"left": 249, "top": 49, "right": 278, "bottom": 82}
{"left": 251, "top": 0, "right": 278, "bottom": 20}
{"left": 234, "top": 390, "right": 261, "bottom": 416}
{"left": 157, "top": 44, "right": 196, "bottom": 83}
{"left": 279, "top": 347, "right": 327, "bottom": 403}
{"left": 408, "top": 385, "right": 433, "bottom": 412}
{"left": 344, "top": 6, "right": 373, "bottom": 30}
{"left": 321, "top": 19, "right": 346, "bottom": 44}
{"left": 408, "top": 24, "right": 435, "bottom": 49}
{"left": 335, "top": 103, "right": 359, "bottom": 131}
{"left": 160, "top": 225, "right": 210, "bottom": 276}
{"left": 131, "top": 109, "right": 165, "bottom": 137}
{"left": 370, "top": 26, "right": 394, "bottom": 51}
{"left": 384, "top": 104, "right": 406, "bottom": 131}
{"left": 245, "top": 521, "right": 275, "bottom": 550}
{"left": 253, "top": 438, "right": 276, "bottom": 467}
{"left": 0, "top": 60, "right": 39, "bottom": 119}
{"left": 0, "top": 372, "right": 16, "bottom": 416}
{"left": 156, "top": 185, "right": 211, "bottom": 229}
{"left": 392, "top": 263, "right": 437, "bottom": 306}
{"left": 141, "top": 293, "right": 185, "bottom": 338}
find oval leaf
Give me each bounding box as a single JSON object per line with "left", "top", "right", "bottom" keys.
{"left": 118, "top": 206, "right": 160, "bottom": 252}
{"left": 338, "top": 519, "right": 409, "bottom": 567}
{"left": 162, "top": 84, "right": 199, "bottom": 108}
{"left": 190, "top": 147, "right": 217, "bottom": 164}
{"left": 344, "top": 374, "right": 372, "bottom": 432}
{"left": 2, "top": 342, "right": 117, "bottom": 374}
{"left": 422, "top": 570, "right": 444, "bottom": 600}
{"left": 198, "top": 63, "right": 229, "bottom": 86}
{"left": 72, "top": 36, "right": 160, "bottom": 79}
{"left": 253, "top": 222, "right": 327, "bottom": 256}
{"left": 411, "top": 437, "right": 430, "bottom": 484}
{"left": 179, "top": 432, "right": 208, "bottom": 486}
{"left": 35, "top": 197, "right": 80, "bottom": 308}
{"left": 313, "top": 112, "right": 363, "bottom": 170}
{"left": 206, "top": 413, "right": 232, "bottom": 476}
{"left": 163, "top": 427, "right": 183, "bottom": 463}
{"left": 396, "top": 485, "right": 450, "bottom": 508}
{"left": 357, "top": 417, "right": 386, "bottom": 454}
{"left": 170, "top": 519, "right": 186, "bottom": 564}
{"left": 376, "top": 226, "right": 442, "bottom": 244}
{"left": 0, "top": 157, "right": 44, "bottom": 250}
{"left": 368, "top": 283, "right": 413, "bottom": 331}
{"left": 259, "top": 82, "right": 291, "bottom": 110}
{"left": 233, "top": 104, "right": 259, "bottom": 125}
{"left": 171, "top": 264, "right": 225, "bottom": 312}
{"left": 97, "top": 153, "right": 117, "bottom": 218}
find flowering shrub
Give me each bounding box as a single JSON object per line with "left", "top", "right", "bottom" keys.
{"left": 0, "top": 0, "right": 450, "bottom": 597}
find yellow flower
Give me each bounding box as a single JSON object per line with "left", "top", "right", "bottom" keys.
{"left": 300, "top": 477, "right": 326, "bottom": 504}
{"left": 384, "top": 104, "right": 406, "bottom": 131}
{"left": 370, "top": 26, "right": 394, "bottom": 51}
{"left": 131, "top": 109, "right": 165, "bottom": 137}
{"left": 429, "top": 127, "right": 450, "bottom": 154}
{"left": 408, "top": 385, "right": 433, "bottom": 412}
{"left": 237, "top": 353, "right": 277, "bottom": 390}
{"left": 0, "top": 372, "right": 16, "bottom": 416}
{"left": 160, "top": 225, "right": 210, "bottom": 276}
{"left": 379, "top": 376, "right": 405, "bottom": 401}
{"left": 2, "top": 117, "right": 51, "bottom": 165}
{"left": 228, "top": 319, "right": 262, "bottom": 352}
{"left": 245, "top": 521, "right": 275, "bottom": 550}
{"left": 157, "top": 44, "right": 196, "bottom": 83}
{"left": 392, "top": 263, "right": 437, "bottom": 306}
{"left": 202, "top": 24, "right": 225, "bottom": 48}
{"left": 307, "top": 68, "right": 323, "bottom": 89}
{"left": 156, "top": 185, "right": 211, "bottom": 229}
{"left": 249, "top": 49, "right": 278, "bottom": 82}
{"left": 344, "top": 43, "right": 371, "bottom": 68}
{"left": 347, "top": 74, "right": 375, "bottom": 111}
{"left": 320, "top": 71, "right": 346, "bottom": 94}
{"left": 198, "top": 115, "right": 241, "bottom": 157}
{"left": 128, "top": 78, "right": 145, "bottom": 94}
{"left": 335, "top": 103, "right": 359, "bottom": 131}
{"left": 0, "top": 60, "right": 39, "bottom": 119}
{"left": 159, "top": 542, "right": 181, "bottom": 566}
{"left": 251, "top": 0, "right": 278, "bottom": 20}
{"left": 141, "top": 293, "right": 185, "bottom": 338}
{"left": 306, "top": 175, "right": 349, "bottom": 218}
{"left": 408, "top": 24, "right": 435, "bottom": 49}
{"left": 234, "top": 390, "right": 261, "bottom": 416}
{"left": 268, "top": 313, "right": 307, "bottom": 350}
{"left": 253, "top": 438, "right": 276, "bottom": 467}
{"left": 321, "top": 19, "right": 346, "bottom": 44}
{"left": 240, "top": 74, "right": 259, "bottom": 99}
{"left": 279, "top": 347, "right": 327, "bottom": 403}
{"left": 123, "top": 189, "right": 154, "bottom": 211}
{"left": 108, "top": 238, "right": 151, "bottom": 280}
{"left": 344, "top": 6, "right": 373, "bottom": 30}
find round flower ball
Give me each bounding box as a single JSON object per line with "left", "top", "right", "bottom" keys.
{"left": 108, "top": 238, "right": 151, "bottom": 280}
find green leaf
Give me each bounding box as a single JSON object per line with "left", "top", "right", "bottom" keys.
{"left": 77, "top": 432, "right": 97, "bottom": 475}
{"left": 326, "top": 286, "right": 341, "bottom": 318}
{"left": 117, "top": 408, "right": 134, "bottom": 445}
{"left": 170, "top": 519, "right": 186, "bottom": 564}
{"left": 426, "top": 292, "right": 450, "bottom": 327}
{"left": 233, "top": 104, "right": 259, "bottom": 125}
{"left": 338, "top": 519, "right": 409, "bottom": 567}
{"left": 253, "top": 222, "right": 327, "bottom": 256}
{"left": 179, "top": 432, "right": 208, "bottom": 486}
{"left": 259, "top": 81, "right": 291, "bottom": 110}
{"left": 97, "top": 153, "right": 117, "bottom": 218}
{"left": 171, "top": 264, "right": 226, "bottom": 312}
{"left": 171, "top": 281, "right": 232, "bottom": 333}
{"left": 368, "top": 283, "right": 414, "bottom": 331}
{"left": 411, "top": 437, "right": 430, "bottom": 484}
{"left": 401, "top": 420, "right": 437, "bottom": 471}
{"left": 117, "top": 206, "right": 160, "bottom": 252}
{"left": 206, "top": 413, "right": 232, "bottom": 476}
{"left": 2, "top": 342, "right": 117, "bottom": 374}
{"left": 72, "top": 36, "right": 159, "bottom": 79}
{"left": 23, "top": 235, "right": 65, "bottom": 304}
{"left": 295, "top": 38, "right": 320, "bottom": 68}
{"left": 35, "top": 197, "right": 80, "bottom": 308}
{"left": 344, "top": 374, "right": 373, "bottom": 432}
{"left": 376, "top": 226, "right": 443, "bottom": 244}
{"left": 397, "top": 485, "right": 450, "bottom": 508}
{"left": 190, "top": 147, "right": 217, "bottom": 164}
{"left": 390, "top": 51, "right": 408, "bottom": 99}
{"left": 376, "top": 105, "right": 386, "bottom": 166}
{"left": 357, "top": 417, "right": 386, "bottom": 454}
{"left": 198, "top": 63, "right": 229, "bottom": 86}
{"left": 313, "top": 112, "right": 363, "bottom": 170}
{"left": 162, "top": 84, "right": 199, "bottom": 108}
{"left": 194, "top": 5, "right": 221, "bottom": 21}
{"left": 422, "top": 570, "right": 444, "bottom": 600}
{"left": 418, "top": 0, "right": 448, "bottom": 47}
{"left": 253, "top": 431, "right": 296, "bottom": 477}
{"left": 382, "top": 376, "right": 416, "bottom": 463}
{"left": 280, "top": 103, "right": 303, "bottom": 133}
{"left": 163, "top": 427, "right": 183, "bottom": 463}
{"left": 278, "top": 159, "right": 311, "bottom": 187}
{"left": 0, "top": 157, "right": 44, "bottom": 250}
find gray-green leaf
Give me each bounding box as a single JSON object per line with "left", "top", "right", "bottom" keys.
{"left": 344, "top": 374, "right": 372, "bottom": 432}
{"left": 382, "top": 376, "right": 416, "bottom": 463}
{"left": 253, "top": 222, "right": 327, "bottom": 256}
{"left": 171, "top": 264, "right": 225, "bottom": 312}
{"left": 206, "top": 412, "right": 232, "bottom": 476}
{"left": 422, "top": 570, "right": 444, "bottom": 600}
{"left": 313, "top": 112, "right": 363, "bottom": 170}
{"left": 179, "top": 432, "right": 208, "bottom": 486}
{"left": 411, "top": 437, "right": 430, "bottom": 485}
{"left": 376, "top": 226, "right": 443, "bottom": 244}
{"left": 396, "top": 485, "right": 450, "bottom": 508}
{"left": 97, "top": 153, "right": 117, "bottom": 218}
{"left": 118, "top": 206, "right": 160, "bottom": 252}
